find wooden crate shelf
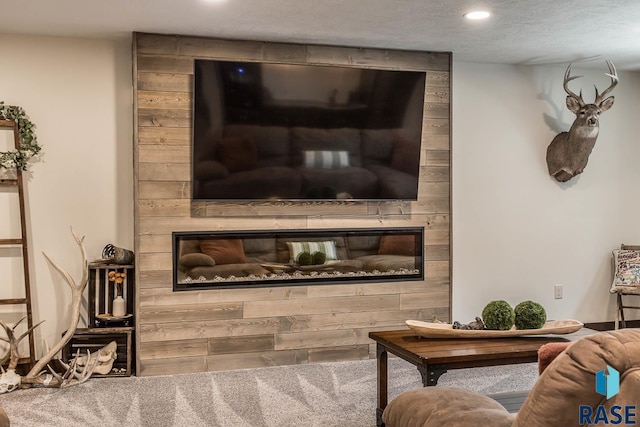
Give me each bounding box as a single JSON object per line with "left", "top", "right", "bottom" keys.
{"left": 88, "top": 263, "right": 135, "bottom": 328}
{"left": 62, "top": 327, "right": 135, "bottom": 377}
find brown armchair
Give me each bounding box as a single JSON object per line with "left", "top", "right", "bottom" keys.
{"left": 382, "top": 329, "right": 640, "bottom": 427}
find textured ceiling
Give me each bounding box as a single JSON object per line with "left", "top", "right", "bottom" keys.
{"left": 2, "top": 0, "right": 640, "bottom": 69}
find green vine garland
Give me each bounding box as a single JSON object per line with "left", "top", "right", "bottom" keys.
{"left": 0, "top": 101, "right": 41, "bottom": 171}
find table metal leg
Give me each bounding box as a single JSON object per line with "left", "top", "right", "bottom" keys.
{"left": 376, "top": 343, "right": 388, "bottom": 427}
{"left": 417, "top": 364, "right": 447, "bottom": 386}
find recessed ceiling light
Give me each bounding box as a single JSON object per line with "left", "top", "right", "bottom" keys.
{"left": 464, "top": 11, "right": 491, "bottom": 20}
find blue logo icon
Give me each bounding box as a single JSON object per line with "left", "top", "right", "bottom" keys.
{"left": 596, "top": 365, "right": 620, "bottom": 400}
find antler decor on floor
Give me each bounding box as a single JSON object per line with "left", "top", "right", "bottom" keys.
{"left": 0, "top": 228, "right": 117, "bottom": 393}
{"left": 0, "top": 317, "right": 44, "bottom": 393}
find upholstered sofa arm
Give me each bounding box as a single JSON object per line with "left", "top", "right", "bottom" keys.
{"left": 607, "top": 367, "right": 640, "bottom": 410}
{"left": 514, "top": 329, "right": 640, "bottom": 427}
{"left": 382, "top": 386, "right": 515, "bottom": 427}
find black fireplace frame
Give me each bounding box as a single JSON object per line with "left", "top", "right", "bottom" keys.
{"left": 173, "top": 227, "right": 424, "bottom": 291}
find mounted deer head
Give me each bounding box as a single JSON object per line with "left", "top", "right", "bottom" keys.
{"left": 546, "top": 61, "right": 618, "bottom": 182}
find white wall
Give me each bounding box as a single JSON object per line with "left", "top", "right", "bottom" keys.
{"left": 1, "top": 35, "right": 638, "bottom": 361}
{"left": 0, "top": 35, "right": 133, "bottom": 357}
{"left": 452, "top": 62, "right": 640, "bottom": 324}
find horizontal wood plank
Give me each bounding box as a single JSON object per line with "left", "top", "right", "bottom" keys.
{"left": 139, "top": 316, "right": 305, "bottom": 342}
{"left": 138, "top": 162, "right": 190, "bottom": 181}
{"left": 399, "top": 290, "right": 450, "bottom": 310}
{"left": 426, "top": 150, "right": 450, "bottom": 167}
{"left": 138, "top": 181, "right": 190, "bottom": 199}
{"left": 136, "top": 33, "right": 180, "bottom": 55}
{"left": 426, "top": 71, "right": 450, "bottom": 88}
{"left": 137, "top": 90, "right": 191, "bottom": 110}
{"left": 423, "top": 102, "right": 449, "bottom": 119}
{"left": 295, "top": 309, "right": 427, "bottom": 332}
{"left": 138, "top": 269, "right": 172, "bottom": 289}
{"left": 138, "top": 108, "right": 191, "bottom": 127}
{"left": 139, "top": 286, "right": 307, "bottom": 307}
{"left": 138, "top": 302, "right": 243, "bottom": 323}
{"left": 179, "top": 36, "right": 266, "bottom": 60}
{"left": 200, "top": 200, "right": 371, "bottom": 217}
{"left": 425, "top": 244, "right": 450, "bottom": 261}
{"left": 243, "top": 294, "right": 399, "bottom": 318}
{"left": 305, "top": 45, "right": 449, "bottom": 71}
{"left": 138, "top": 145, "right": 189, "bottom": 163}
{"left": 425, "top": 86, "right": 450, "bottom": 103}
{"left": 275, "top": 329, "right": 362, "bottom": 350}
{"left": 424, "top": 134, "right": 449, "bottom": 150}
{"left": 208, "top": 334, "right": 274, "bottom": 355}
{"left": 137, "top": 72, "right": 191, "bottom": 92}
{"left": 422, "top": 118, "right": 450, "bottom": 136}
{"left": 138, "top": 126, "right": 190, "bottom": 145}
{"left": 137, "top": 252, "right": 173, "bottom": 271}
{"left": 137, "top": 54, "right": 193, "bottom": 74}
{"left": 139, "top": 199, "right": 192, "bottom": 217}
{"left": 421, "top": 165, "right": 450, "bottom": 182}
{"left": 138, "top": 234, "right": 172, "bottom": 253}
{"left": 139, "top": 338, "right": 208, "bottom": 359}
{"left": 137, "top": 216, "right": 309, "bottom": 234}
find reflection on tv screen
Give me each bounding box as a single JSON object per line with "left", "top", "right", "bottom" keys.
{"left": 192, "top": 59, "right": 426, "bottom": 201}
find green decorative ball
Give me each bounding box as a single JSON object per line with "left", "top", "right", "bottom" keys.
{"left": 297, "top": 251, "right": 313, "bottom": 266}
{"left": 481, "top": 300, "right": 515, "bottom": 330}
{"left": 514, "top": 300, "right": 547, "bottom": 330}
{"left": 311, "top": 251, "right": 326, "bottom": 265}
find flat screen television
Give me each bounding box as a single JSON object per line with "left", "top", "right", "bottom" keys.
{"left": 192, "top": 59, "right": 426, "bottom": 201}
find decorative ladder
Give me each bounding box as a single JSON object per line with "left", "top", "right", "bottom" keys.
{"left": 0, "top": 118, "right": 36, "bottom": 367}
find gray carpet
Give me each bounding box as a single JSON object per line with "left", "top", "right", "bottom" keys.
{"left": 0, "top": 358, "right": 538, "bottom": 427}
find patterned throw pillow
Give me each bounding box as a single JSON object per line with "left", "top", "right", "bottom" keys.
{"left": 611, "top": 250, "right": 640, "bottom": 292}
{"left": 303, "top": 150, "right": 350, "bottom": 169}
{"left": 286, "top": 241, "right": 339, "bottom": 264}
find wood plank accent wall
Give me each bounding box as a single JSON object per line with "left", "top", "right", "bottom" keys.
{"left": 133, "top": 33, "right": 451, "bottom": 376}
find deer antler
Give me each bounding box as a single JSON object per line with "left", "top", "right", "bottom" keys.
{"left": 594, "top": 60, "right": 618, "bottom": 105}
{"left": 47, "top": 349, "right": 99, "bottom": 388}
{"left": 0, "top": 317, "right": 45, "bottom": 370}
{"left": 20, "top": 340, "right": 117, "bottom": 388}
{"left": 26, "top": 227, "right": 88, "bottom": 378}
{"left": 563, "top": 64, "right": 585, "bottom": 107}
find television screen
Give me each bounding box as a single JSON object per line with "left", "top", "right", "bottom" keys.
{"left": 192, "top": 59, "right": 426, "bottom": 201}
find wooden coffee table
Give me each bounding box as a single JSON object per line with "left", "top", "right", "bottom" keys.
{"left": 369, "top": 328, "right": 591, "bottom": 427}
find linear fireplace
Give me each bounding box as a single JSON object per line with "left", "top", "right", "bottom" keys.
{"left": 173, "top": 227, "right": 423, "bottom": 290}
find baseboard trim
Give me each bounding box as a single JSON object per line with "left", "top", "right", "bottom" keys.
{"left": 583, "top": 320, "right": 640, "bottom": 331}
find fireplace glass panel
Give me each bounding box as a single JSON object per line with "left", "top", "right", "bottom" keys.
{"left": 173, "top": 227, "right": 423, "bottom": 290}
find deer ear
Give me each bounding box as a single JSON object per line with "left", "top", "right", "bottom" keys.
{"left": 566, "top": 96, "right": 581, "bottom": 114}
{"left": 599, "top": 96, "right": 614, "bottom": 112}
